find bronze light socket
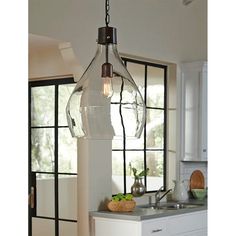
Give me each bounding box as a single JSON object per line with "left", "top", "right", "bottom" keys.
{"left": 101, "top": 63, "right": 113, "bottom": 78}
{"left": 98, "top": 27, "right": 117, "bottom": 44}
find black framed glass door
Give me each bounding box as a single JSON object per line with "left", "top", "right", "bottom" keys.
{"left": 28, "top": 78, "right": 78, "bottom": 236}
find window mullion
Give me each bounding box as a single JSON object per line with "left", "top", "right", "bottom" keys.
{"left": 163, "top": 66, "right": 168, "bottom": 191}
{"left": 54, "top": 85, "right": 59, "bottom": 236}
{"left": 144, "top": 65, "right": 148, "bottom": 188}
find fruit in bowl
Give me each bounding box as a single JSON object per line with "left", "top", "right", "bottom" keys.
{"left": 191, "top": 189, "right": 207, "bottom": 200}
{"left": 107, "top": 193, "right": 136, "bottom": 212}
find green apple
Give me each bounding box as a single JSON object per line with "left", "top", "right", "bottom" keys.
{"left": 112, "top": 196, "right": 120, "bottom": 202}
{"left": 125, "top": 193, "right": 133, "bottom": 201}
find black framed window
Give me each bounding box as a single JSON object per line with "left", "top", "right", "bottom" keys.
{"left": 28, "top": 78, "right": 77, "bottom": 236}
{"left": 112, "top": 58, "right": 167, "bottom": 194}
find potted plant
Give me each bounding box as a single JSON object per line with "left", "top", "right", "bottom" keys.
{"left": 131, "top": 167, "right": 149, "bottom": 197}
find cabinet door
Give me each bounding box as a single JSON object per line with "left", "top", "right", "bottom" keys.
{"left": 168, "top": 211, "right": 207, "bottom": 236}
{"left": 142, "top": 218, "right": 168, "bottom": 236}
{"left": 181, "top": 62, "right": 207, "bottom": 161}
{"left": 199, "top": 67, "right": 207, "bottom": 161}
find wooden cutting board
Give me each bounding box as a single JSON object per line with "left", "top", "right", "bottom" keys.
{"left": 190, "top": 170, "right": 205, "bottom": 190}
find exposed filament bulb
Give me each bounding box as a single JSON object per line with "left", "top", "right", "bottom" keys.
{"left": 101, "top": 62, "right": 114, "bottom": 98}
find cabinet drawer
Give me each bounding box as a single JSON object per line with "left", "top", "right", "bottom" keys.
{"left": 142, "top": 219, "right": 167, "bottom": 236}
{"left": 94, "top": 218, "right": 140, "bottom": 236}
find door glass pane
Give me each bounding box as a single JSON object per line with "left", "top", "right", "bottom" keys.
{"left": 31, "top": 86, "right": 55, "bottom": 126}
{"left": 59, "top": 84, "right": 75, "bottom": 126}
{"left": 126, "top": 62, "right": 145, "bottom": 98}
{"left": 146, "top": 109, "right": 164, "bottom": 149}
{"left": 146, "top": 151, "right": 164, "bottom": 191}
{"left": 36, "top": 174, "right": 55, "bottom": 217}
{"left": 32, "top": 218, "right": 54, "bottom": 236}
{"left": 125, "top": 151, "right": 144, "bottom": 193}
{"left": 31, "top": 128, "right": 54, "bottom": 172}
{"left": 59, "top": 221, "right": 77, "bottom": 236}
{"left": 112, "top": 151, "right": 124, "bottom": 194}
{"left": 58, "top": 128, "right": 77, "bottom": 173}
{"left": 147, "top": 67, "right": 164, "bottom": 108}
{"left": 59, "top": 175, "right": 77, "bottom": 220}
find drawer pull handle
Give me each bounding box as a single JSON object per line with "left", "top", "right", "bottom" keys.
{"left": 152, "top": 229, "right": 162, "bottom": 233}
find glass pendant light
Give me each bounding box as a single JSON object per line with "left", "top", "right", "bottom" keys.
{"left": 66, "top": 0, "right": 146, "bottom": 139}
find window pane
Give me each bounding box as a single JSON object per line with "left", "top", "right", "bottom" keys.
{"left": 31, "top": 86, "right": 55, "bottom": 126}
{"left": 59, "top": 83, "right": 75, "bottom": 126}
{"left": 32, "top": 218, "right": 55, "bottom": 236}
{"left": 59, "top": 175, "right": 77, "bottom": 220}
{"left": 146, "top": 151, "right": 164, "bottom": 191}
{"left": 36, "top": 174, "right": 55, "bottom": 218}
{"left": 31, "top": 128, "right": 54, "bottom": 172}
{"left": 112, "top": 139, "right": 123, "bottom": 150}
{"left": 127, "top": 62, "right": 145, "bottom": 98}
{"left": 125, "top": 151, "right": 144, "bottom": 193}
{"left": 112, "top": 131, "right": 144, "bottom": 150}
{"left": 126, "top": 131, "right": 144, "bottom": 149}
{"left": 59, "top": 221, "right": 77, "bottom": 236}
{"left": 112, "top": 151, "right": 124, "bottom": 194}
{"left": 147, "top": 67, "right": 164, "bottom": 108}
{"left": 146, "top": 109, "right": 164, "bottom": 149}
{"left": 58, "top": 128, "right": 77, "bottom": 173}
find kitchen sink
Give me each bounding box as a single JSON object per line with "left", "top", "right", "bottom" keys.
{"left": 138, "top": 202, "right": 204, "bottom": 210}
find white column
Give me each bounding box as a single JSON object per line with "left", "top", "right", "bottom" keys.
{"left": 77, "top": 138, "right": 112, "bottom": 236}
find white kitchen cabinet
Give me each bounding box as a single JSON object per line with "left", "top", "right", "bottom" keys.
{"left": 181, "top": 61, "right": 207, "bottom": 161}
{"left": 93, "top": 210, "right": 207, "bottom": 236}
{"left": 93, "top": 218, "right": 141, "bottom": 236}
{"left": 167, "top": 210, "right": 207, "bottom": 235}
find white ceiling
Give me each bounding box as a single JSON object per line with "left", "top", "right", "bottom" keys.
{"left": 29, "top": 0, "right": 207, "bottom": 66}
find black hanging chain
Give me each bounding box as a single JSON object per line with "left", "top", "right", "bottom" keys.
{"left": 105, "top": 0, "right": 110, "bottom": 26}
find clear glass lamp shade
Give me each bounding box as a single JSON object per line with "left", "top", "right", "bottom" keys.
{"left": 66, "top": 43, "right": 146, "bottom": 139}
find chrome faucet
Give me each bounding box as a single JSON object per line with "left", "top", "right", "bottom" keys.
{"left": 155, "top": 186, "right": 172, "bottom": 208}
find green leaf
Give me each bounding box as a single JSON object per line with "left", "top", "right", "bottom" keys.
{"left": 138, "top": 168, "right": 150, "bottom": 177}
{"left": 132, "top": 168, "right": 138, "bottom": 178}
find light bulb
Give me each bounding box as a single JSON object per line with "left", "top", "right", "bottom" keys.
{"left": 101, "top": 62, "right": 113, "bottom": 98}
{"left": 102, "top": 77, "right": 113, "bottom": 98}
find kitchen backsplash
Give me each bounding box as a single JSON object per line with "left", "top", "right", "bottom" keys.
{"left": 180, "top": 161, "right": 208, "bottom": 188}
